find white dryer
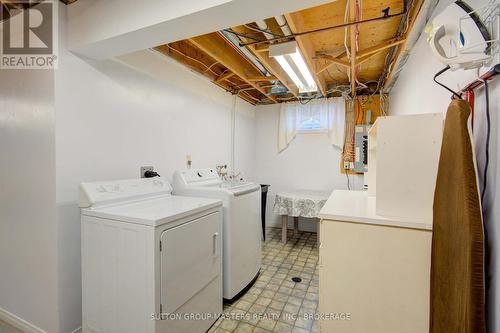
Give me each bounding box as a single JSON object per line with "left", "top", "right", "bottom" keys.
{"left": 173, "top": 168, "right": 262, "bottom": 301}
{"left": 79, "top": 177, "right": 223, "bottom": 333}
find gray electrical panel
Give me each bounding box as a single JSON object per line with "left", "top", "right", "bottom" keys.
{"left": 354, "top": 125, "right": 370, "bottom": 173}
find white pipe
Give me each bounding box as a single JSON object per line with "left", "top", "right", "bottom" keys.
{"left": 255, "top": 20, "right": 274, "bottom": 40}
{"left": 275, "top": 16, "right": 292, "bottom": 36}
{"left": 230, "top": 94, "right": 236, "bottom": 175}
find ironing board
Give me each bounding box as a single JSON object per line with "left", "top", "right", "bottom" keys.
{"left": 273, "top": 190, "right": 330, "bottom": 243}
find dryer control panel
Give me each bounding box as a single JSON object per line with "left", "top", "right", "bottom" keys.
{"left": 79, "top": 177, "right": 172, "bottom": 208}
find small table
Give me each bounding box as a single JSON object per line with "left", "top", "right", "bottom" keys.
{"left": 273, "top": 190, "right": 331, "bottom": 243}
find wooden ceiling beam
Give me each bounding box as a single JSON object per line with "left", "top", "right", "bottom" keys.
{"left": 316, "top": 55, "right": 351, "bottom": 74}
{"left": 316, "top": 37, "right": 406, "bottom": 75}
{"left": 155, "top": 43, "right": 220, "bottom": 81}
{"left": 229, "top": 25, "right": 299, "bottom": 98}
{"left": 284, "top": 12, "right": 328, "bottom": 96}
{"left": 355, "top": 38, "right": 407, "bottom": 61}
{"left": 254, "top": 44, "right": 270, "bottom": 53}
{"left": 190, "top": 33, "right": 278, "bottom": 103}
{"left": 246, "top": 75, "right": 277, "bottom": 82}
{"left": 216, "top": 72, "right": 235, "bottom": 83}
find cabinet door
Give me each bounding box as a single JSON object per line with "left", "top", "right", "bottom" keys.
{"left": 319, "top": 219, "right": 431, "bottom": 333}
{"left": 160, "top": 212, "right": 221, "bottom": 313}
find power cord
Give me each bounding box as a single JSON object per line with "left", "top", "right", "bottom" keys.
{"left": 481, "top": 78, "right": 491, "bottom": 329}
{"left": 481, "top": 79, "right": 490, "bottom": 203}
{"left": 144, "top": 170, "right": 161, "bottom": 178}
{"left": 345, "top": 171, "right": 351, "bottom": 190}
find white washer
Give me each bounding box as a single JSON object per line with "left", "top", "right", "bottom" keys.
{"left": 79, "top": 177, "right": 223, "bottom": 333}
{"left": 173, "top": 168, "right": 262, "bottom": 301}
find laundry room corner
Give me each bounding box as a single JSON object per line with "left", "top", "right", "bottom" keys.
{"left": 55, "top": 3, "right": 257, "bottom": 332}
{"left": 1, "top": 0, "right": 499, "bottom": 332}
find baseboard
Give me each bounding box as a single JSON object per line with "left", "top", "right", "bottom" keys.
{"left": 0, "top": 306, "right": 48, "bottom": 333}
{"left": 70, "top": 327, "right": 82, "bottom": 333}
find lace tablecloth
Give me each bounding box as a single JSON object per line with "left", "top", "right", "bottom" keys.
{"left": 273, "top": 190, "right": 331, "bottom": 218}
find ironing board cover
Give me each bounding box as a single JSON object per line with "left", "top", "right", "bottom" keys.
{"left": 430, "top": 99, "right": 485, "bottom": 333}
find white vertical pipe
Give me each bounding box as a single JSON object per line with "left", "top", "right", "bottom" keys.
{"left": 230, "top": 94, "right": 237, "bottom": 175}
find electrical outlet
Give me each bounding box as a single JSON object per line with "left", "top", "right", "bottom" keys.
{"left": 140, "top": 166, "right": 154, "bottom": 178}
{"left": 343, "top": 161, "right": 350, "bottom": 170}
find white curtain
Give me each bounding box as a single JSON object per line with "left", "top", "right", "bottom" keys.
{"left": 278, "top": 97, "right": 346, "bottom": 152}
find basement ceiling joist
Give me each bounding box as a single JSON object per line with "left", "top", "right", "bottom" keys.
{"left": 154, "top": 0, "right": 424, "bottom": 105}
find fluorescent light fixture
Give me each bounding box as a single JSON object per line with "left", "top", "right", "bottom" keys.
{"left": 275, "top": 55, "right": 305, "bottom": 91}
{"left": 290, "top": 51, "right": 317, "bottom": 89}
{"left": 269, "top": 41, "right": 318, "bottom": 93}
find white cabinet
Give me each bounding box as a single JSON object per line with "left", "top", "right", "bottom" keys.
{"left": 318, "top": 190, "right": 432, "bottom": 333}
{"left": 367, "top": 113, "right": 443, "bottom": 220}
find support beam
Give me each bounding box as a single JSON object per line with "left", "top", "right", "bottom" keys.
{"left": 246, "top": 75, "right": 277, "bottom": 82}
{"left": 190, "top": 33, "right": 278, "bottom": 103}
{"left": 254, "top": 44, "right": 270, "bottom": 53}
{"left": 316, "top": 55, "right": 351, "bottom": 75}
{"left": 349, "top": 0, "right": 358, "bottom": 97}
{"left": 355, "top": 38, "right": 406, "bottom": 63}
{"left": 284, "top": 12, "right": 328, "bottom": 96}
{"left": 216, "top": 72, "right": 235, "bottom": 82}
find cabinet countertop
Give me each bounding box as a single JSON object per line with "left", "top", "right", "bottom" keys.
{"left": 318, "top": 190, "right": 432, "bottom": 231}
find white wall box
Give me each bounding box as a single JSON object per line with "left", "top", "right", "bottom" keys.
{"left": 368, "top": 113, "right": 443, "bottom": 220}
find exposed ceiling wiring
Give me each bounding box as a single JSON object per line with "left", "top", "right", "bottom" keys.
{"left": 244, "top": 24, "right": 285, "bottom": 38}
{"left": 222, "top": 29, "right": 261, "bottom": 41}
{"left": 204, "top": 61, "right": 220, "bottom": 73}
{"left": 164, "top": 44, "right": 222, "bottom": 76}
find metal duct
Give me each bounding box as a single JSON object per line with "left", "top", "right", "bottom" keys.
{"left": 220, "top": 30, "right": 269, "bottom": 76}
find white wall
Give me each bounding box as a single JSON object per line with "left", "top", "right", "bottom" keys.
{"left": 389, "top": 6, "right": 500, "bottom": 331}
{"left": 55, "top": 6, "right": 256, "bottom": 332}
{"left": 0, "top": 53, "right": 59, "bottom": 333}
{"left": 67, "top": 0, "right": 333, "bottom": 59}
{"left": 253, "top": 104, "right": 363, "bottom": 231}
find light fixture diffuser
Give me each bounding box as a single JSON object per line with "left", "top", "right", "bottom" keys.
{"left": 269, "top": 41, "right": 318, "bottom": 93}
{"left": 275, "top": 55, "right": 305, "bottom": 91}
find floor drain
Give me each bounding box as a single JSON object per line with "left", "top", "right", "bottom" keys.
{"left": 292, "top": 277, "right": 302, "bottom": 283}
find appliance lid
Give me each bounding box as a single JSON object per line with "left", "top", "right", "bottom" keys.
{"left": 173, "top": 168, "right": 260, "bottom": 196}
{"left": 81, "top": 195, "right": 222, "bottom": 227}
{"left": 220, "top": 181, "right": 260, "bottom": 196}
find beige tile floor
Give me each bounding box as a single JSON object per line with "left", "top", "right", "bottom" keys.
{"left": 209, "top": 227, "right": 319, "bottom": 333}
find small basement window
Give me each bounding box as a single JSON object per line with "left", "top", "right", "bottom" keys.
{"left": 298, "top": 117, "right": 324, "bottom": 132}
{"left": 296, "top": 108, "right": 329, "bottom": 133}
